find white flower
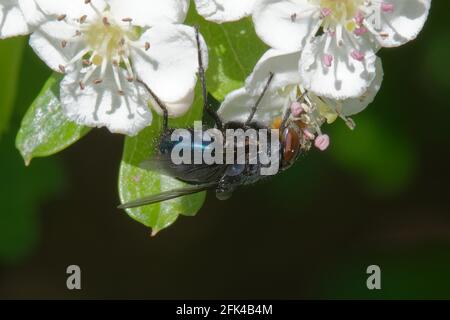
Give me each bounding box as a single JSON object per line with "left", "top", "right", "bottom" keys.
{"left": 194, "top": 0, "right": 258, "bottom": 22}
{"left": 251, "top": 0, "right": 430, "bottom": 99}
{"left": 196, "top": 0, "right": 430, "bottom": 100}
{"left": 219, "top": 49, "right": 383, "bottom": 147}
{"left": 27, "top": 0, "right": 207, "bottom": 136}
{"left": 0, "top": 0, "right": 42, "bottom": 38}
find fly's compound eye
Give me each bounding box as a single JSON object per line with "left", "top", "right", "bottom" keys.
{"left": 281, "top": 126, "right": 302, "bottom": 168}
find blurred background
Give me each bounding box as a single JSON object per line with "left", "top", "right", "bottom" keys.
{"left": 1, "top": 1, "right": 449, "bottom": 299}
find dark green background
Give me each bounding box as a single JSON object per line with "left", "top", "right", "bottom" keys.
{"left": 1, "top": 1, "right": 449, "bottom": 299}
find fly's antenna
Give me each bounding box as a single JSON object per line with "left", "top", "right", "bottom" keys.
{"left": 136, "top": 78, "right": 169, "bottom": 132}
{"left": 195, "top": 26, "right": 223, "bottom": 130}
{"left": 245, "top": 72, "right": 275, "bottom": 126}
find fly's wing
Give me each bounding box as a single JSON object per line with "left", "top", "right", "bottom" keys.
{"left": 140, "top": 155, "right": 174, "bottom": 177}
{"left": 118, "top": 182, "right": 217, "bottom": 209}
{"left": 141, "top": 154, "right": 227, "bottom": 184}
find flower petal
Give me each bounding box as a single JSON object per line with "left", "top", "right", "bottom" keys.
{"left": 366, "top": 0, "right": 431, "bottom": 47}
{"left": 149, "top": 87, "right": 196, "bottom": 119}
{"left": 218, "top": 87, "right": 287, "bottom": 125}
{"left": 34, "top": 0, "right": 107, "bottom": 21}
{"left": 245, "top": 49, "right": 301, "bottom": 95}
{"left": 18, "top": 0, "right": 45, "bottom": 27}
{"left": 253, "top": 0, "right": 318, "bottom": 51}
{"left": 29, "top": 20, "right": 83, "bottom": 73}
{"left": 0, "top": 0, "right": 29, "bottom": 39}
{"left": 340, "top": 58, "right": 384, "bottom": 116}
{"left": 299, "top": 32, "right": 377, "bottom": 100}
{"left": 194, "top": 0, "right": 257, "bottom": 23}
{"left": 131, "top": 24, "right": 208, "bottom": 117}
{"left": 60, "top": 65, "right": 152, "bottom": 136}
{"left": 109, "top": 0, "right": 190, "bottom": 27}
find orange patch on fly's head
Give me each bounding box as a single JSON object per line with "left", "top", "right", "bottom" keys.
{"left": 271, "top": 117, "right": 306, "bottom": 130}
{"left": 271, "top": 117, "right": 282, "bottom": 129}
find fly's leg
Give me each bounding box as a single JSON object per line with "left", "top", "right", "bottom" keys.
{"left": 245, "top": 72, "right": 275, "bottom": 126}
{"left": 136, "top": 78, "right": 169, "bottom": 133}
{"left": 195, "top": 26, "right": 223, "bottom": 130}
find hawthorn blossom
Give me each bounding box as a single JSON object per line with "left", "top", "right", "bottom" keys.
{"left": 252, "top": 0, "right": 430, "bottom": 99}
{"left": 25, "top": 0, "right": 207, "bottom": 136}
{"left": 196, "top": 0, "right": 430, "bottom": 100}
{"left": 218, "top": 49, "right": 383, "bottom": 150}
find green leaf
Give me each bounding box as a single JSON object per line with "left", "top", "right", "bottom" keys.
{"left": 118, "top": 9, "right": 268, "bottom": 233}
{"left": 0, "top": 37, "right": 25, "bottom": 139}
{"left": 16, "top": 73, "right": 91, "bottom": 165}
{"left": 119, "top": 92, "right": 206, "bottom": 235}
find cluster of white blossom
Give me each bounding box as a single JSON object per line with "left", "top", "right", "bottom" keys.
{"left": 196, "top": 0, "right": 431, "bottom": 150}
{"left": 1, "top": 0, "right": 206, "bottom": 135}
{"left": 1, "top": 0, "right": 431, "bottom": 148}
